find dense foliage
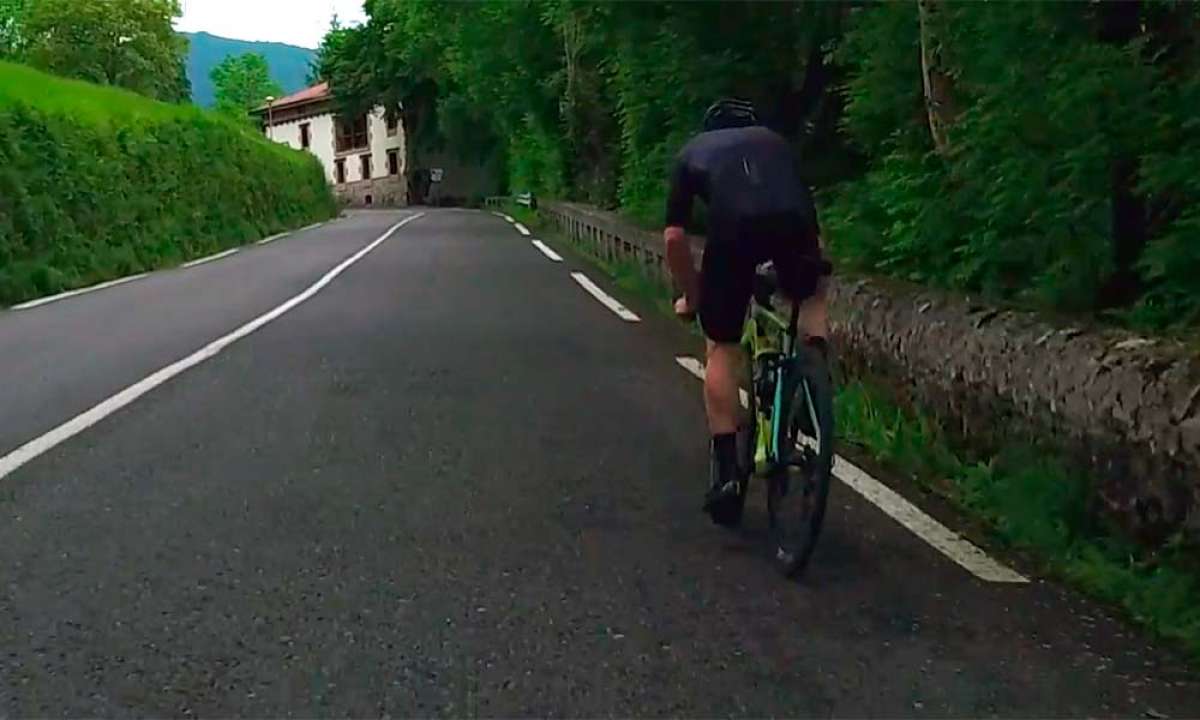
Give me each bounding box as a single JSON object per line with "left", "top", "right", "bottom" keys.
{"left": 318, "top": 0, "right": 1197, "bottom": 331}
{"left": 0, "top": 61, "right": 336, "bottom": 304}
{"left": 211, "top": 52, "right": 282, "bottom": 123}
{"left": 0, "top": 0, "right": 190, "bottom": 103}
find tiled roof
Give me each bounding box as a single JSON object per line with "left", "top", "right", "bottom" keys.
{"left": 253, "top": 82, "right": 331, "bottom": 113}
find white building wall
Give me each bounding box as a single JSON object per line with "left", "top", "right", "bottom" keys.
{"left": 367, "top": 107, "right": 406, "bottom": 181}
{"left": 265, "top": 105, "right": 401, "bottom": 187}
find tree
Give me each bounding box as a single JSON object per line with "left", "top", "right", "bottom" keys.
{"left": 0, "top": 0, "right": 27, "bottom": 58}
{"left": 22, "top": 0, "right": 190, "bottom": 102}
{"left": 211, "top": 53, "right": 282, "bottom": 123}
{"left": 917, "top": 0, "right": 956, "bottom": 156}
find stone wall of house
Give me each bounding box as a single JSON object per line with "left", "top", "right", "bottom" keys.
{"left": 335, "top": 176, "right": 407, "bottom": 208}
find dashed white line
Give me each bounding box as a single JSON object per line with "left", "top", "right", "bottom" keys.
{"left": 514, "top": 222, "right": 532, "bottom": 236}
{"left": 531, "top": 240, "right": 563, "bottom": 262}
{"left": 570, "top": 272, "right": 641, "bottom": 322}
{"left": 0, "top": 213, "right": 426, "bottom": 485}
{"left": 257, "top": 232, "right": 290, "bottom": 245}
{"left": 673, "top": 355, "right": 1029, "bottom": 584}
{"left": 502, "top": 214, "right": 515, "bottom": 223}
{"left": 181, "top": 247, "right": 240, "bottom": 268}
{"left": 11, "top": 274, "right": 148, "bottom": 310}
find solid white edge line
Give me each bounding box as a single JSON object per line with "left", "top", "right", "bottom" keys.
{"left": 181, "top": 247, "right": 240, "bottom": 269}
{"left": 672, "top": 355, "right": 1029, "bottom": 584}
{"left": 514, "top": 222, "right": 532, "bottom": 236}
{"left": 0, "top": 212, "right": 426, "bottom": 484}
{"left": 832, "top": 456, "right": 1028, "bottom": 583}
{"left": 11, "top": 274, "right": 149, "bottom": 311}
{"left": 531, "top": 240, "right": 563, "bottom": 262}
{"left": 570, "top": 272, "right": 641, "bottom": 322}
{"left": 11, "top": 218, "right": 334, "bottom": 310}
{"left": 257, "top": 232, "right": 290, "bottom": 245}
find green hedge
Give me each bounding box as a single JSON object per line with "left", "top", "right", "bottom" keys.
{"left": 0, "top": 61, "right": 336, "bottom": 304}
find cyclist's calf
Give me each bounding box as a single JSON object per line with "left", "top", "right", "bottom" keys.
{"left": 704, "top": 340, "right": 744, "bottom": 436}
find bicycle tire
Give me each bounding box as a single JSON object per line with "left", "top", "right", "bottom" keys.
{"left": 767, "top": 347, "right": 835, "bottom": 578}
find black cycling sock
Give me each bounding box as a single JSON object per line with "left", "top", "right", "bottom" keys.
{"left": 711, "top": 433, "right": 737, "bottom": 485}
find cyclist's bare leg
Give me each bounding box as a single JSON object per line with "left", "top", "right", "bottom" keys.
{"left": 797, "top": 275, "right": 830, "bottom": 341}
{"left": 704, "top": 340, "right": 742, "bottom": 435}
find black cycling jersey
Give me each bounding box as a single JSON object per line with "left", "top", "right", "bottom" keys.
{"left": 664, "top": 125, "right": 825, "bottom": 343}
{"left": 665, "top": 125, "right": 818, "bottom": 237}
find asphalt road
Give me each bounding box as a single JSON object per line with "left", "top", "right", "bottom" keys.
{"left": 0, "top": 209, "right": 1196, "bottom": 717}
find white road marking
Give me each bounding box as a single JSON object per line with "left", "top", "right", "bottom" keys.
{"left": 0, "top": 213, "right": 426, "bottom": 485}
{"left": 531, "top": 240, "right": 563, "bottom": 262}
{"left": 673, "top": 355, "right": 1029, "bottom": 584}
{"left": 833, "top": 456, "right": 1029, "bottom": 583}
{"left": 299, "top": 221, "right": 326, "bottom": 232}
{"left": 502, "top": 214, "right": 515, "bottom": 223}
{"left": 181, "top": 248, "right": 239, "bottom": 268}
{"left": 490, "top": 211, "right": 506, "bottom": 219}
{"left": 11, "top": 274, "right": 148, "bottom": 310}
{"left": 570, "top": 272, "right": 640, "bottom": 322}
{"left": 257, "top": 232, "right": 290, "bottom": 245}
{"left": 514, "top": 222, "right": 532, "bottom": 236}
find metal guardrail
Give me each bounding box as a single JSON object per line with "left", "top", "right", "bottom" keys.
{"left": 540, "top": 201, "right": 703, "bottom": 290}
{"left": 484, "top": 193, "right": 537, "bottom": 209}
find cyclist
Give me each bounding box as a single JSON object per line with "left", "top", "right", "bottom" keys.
{"left": 663, "top": 98, "right": 831, "bottom": 526}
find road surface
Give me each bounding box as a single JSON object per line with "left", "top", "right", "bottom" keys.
{"left": 0, "top": 210, "right": 1195, "bottom": 717}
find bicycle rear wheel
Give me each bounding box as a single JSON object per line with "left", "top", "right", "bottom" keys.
{"left": 767, "top": 347, "right": 835, "bottom": 578}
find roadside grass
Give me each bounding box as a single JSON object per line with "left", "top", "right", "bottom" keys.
{"left": 836, "top": 380, "right": 1200, "bottom": 661}
{"left": 510, "top": 200, "right": 1200, "bottom": 664}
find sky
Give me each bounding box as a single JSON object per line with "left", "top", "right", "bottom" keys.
{"left": 176, "top": 0, "right": 368, "bottom": 49}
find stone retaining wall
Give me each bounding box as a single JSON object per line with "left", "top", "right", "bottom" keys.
{"left": 526, "top": 199, "right": 1199, "bottom": 546}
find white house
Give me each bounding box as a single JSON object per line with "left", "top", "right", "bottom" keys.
{"left": 255, "top": 82, "right": 407, "bottom": 207}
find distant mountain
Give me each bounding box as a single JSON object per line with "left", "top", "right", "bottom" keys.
{"left": 183, "top": 31, "right": 316, "bottom": 107}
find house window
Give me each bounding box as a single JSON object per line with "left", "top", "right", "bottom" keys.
{"left": 334, "top": 114, "right": 369, "bottom": 153}
{"left": 334, "top": 158, "right": 346, "bottom": 184}
{"left": 386, "top": 114, "right": 399, "bottom": 137}
{"left": 360, "top": 153, "right": 372, "bottom": 180}
{"left": 387, "top": 149, "right": 400, "bottom": 176}
{"left": 300, "top": 123, "right": 311, "bottom": 149}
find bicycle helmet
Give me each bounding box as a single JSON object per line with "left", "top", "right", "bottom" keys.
{"left": 702, "top": 98, "right": 759, "bottom": 131}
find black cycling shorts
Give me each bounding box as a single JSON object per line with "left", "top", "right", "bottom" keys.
{"left": 699, "top": 212, "right": 823, "bottom": 344}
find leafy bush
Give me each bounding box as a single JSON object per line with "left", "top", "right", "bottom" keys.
{"left": 320, "top": 0, "right": 1200, "bottom": 333}
{"left": 0, "top": 61, "right": 335, "bottom": 304}
{"left": 827, "top": 1, "right": 1200, "bottom": 329}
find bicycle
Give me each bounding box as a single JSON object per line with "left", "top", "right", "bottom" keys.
{"left": 728, "top": 263, "right": 836, "bottom": 578}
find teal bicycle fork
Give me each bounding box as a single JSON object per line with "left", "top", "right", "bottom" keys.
{"left": 747, "top": 301, "right": 803, "bottom": 476}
